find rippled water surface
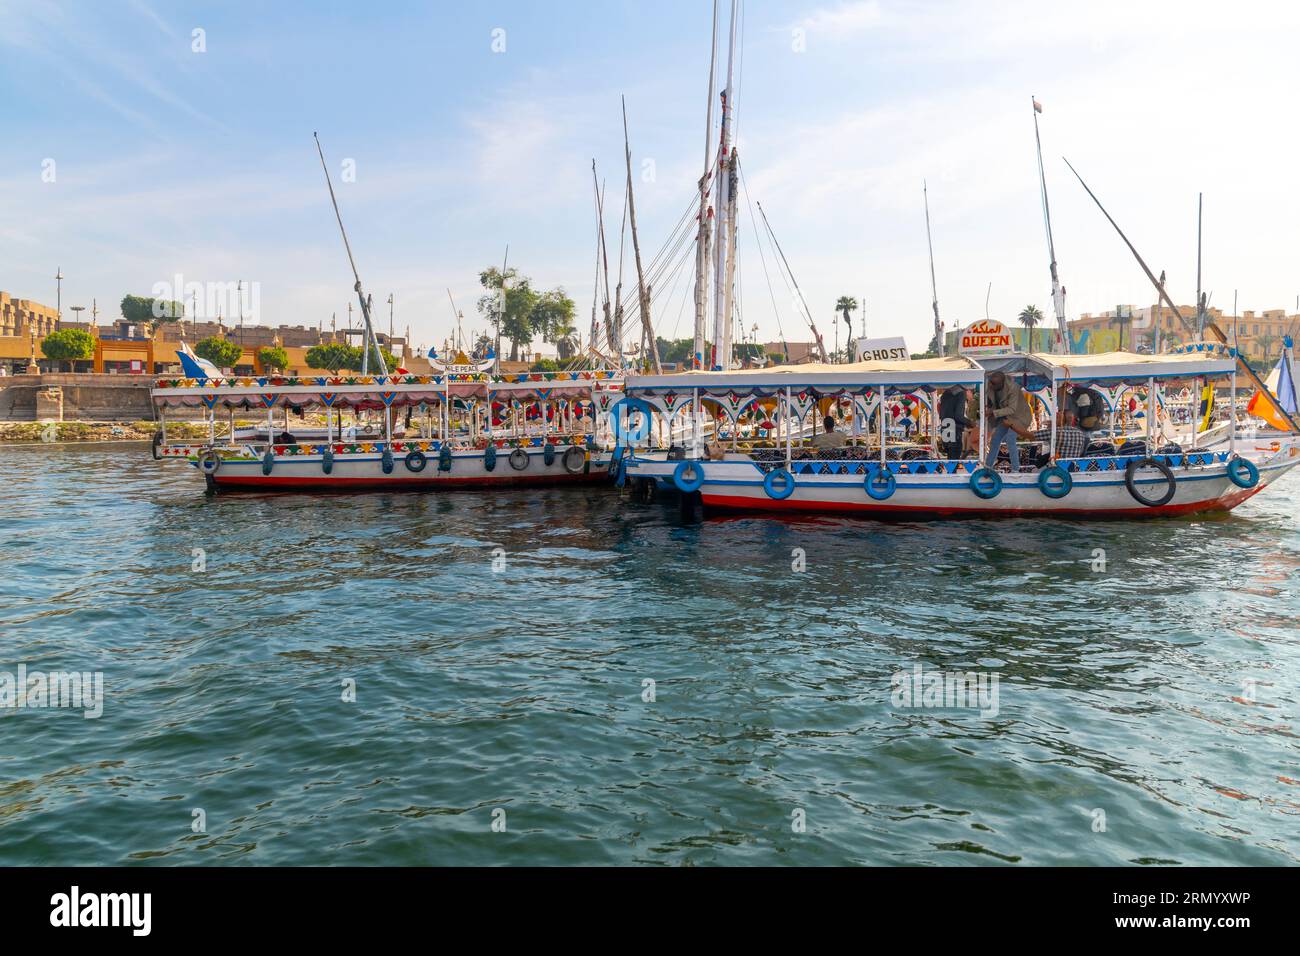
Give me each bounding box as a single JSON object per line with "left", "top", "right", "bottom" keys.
{"left": 1, "top": 442, "right": 1298, "bottom": 865}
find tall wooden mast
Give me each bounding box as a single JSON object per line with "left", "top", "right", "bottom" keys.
{"left": 693, "top": 0, "right": 719, "bottom": 370}
{"left": 1032, "top": 97, "right": 1069, "bottom": 354}
{"left": 923, "top": 180, "right": 943, "bottom": 357}
{"left": 711, "top": 0, "right": 739, "bottom": 370}
{"left": 623, "top": 98, "right": 661, "bottom": 373}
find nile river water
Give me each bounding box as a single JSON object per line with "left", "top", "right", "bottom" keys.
{"left": 1, "top": 442, "right": 1298, "bottom": 865}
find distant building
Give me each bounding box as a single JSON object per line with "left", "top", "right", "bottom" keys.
{"left": 0, "top": 290, "right": 58, "bottom": 337}
{"left": 763, "top": 340, "right": 820, "bottom": 364}
{"left": 1071, "top": 305, "right": 1297, "bottom": 360}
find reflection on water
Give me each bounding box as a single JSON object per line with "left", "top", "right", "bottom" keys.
{"left": 0, "top": 442, "right": 1297, "bottom": 865}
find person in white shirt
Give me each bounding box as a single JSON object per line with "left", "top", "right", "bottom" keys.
{"left": 811, "top": 414, "right": 848, "bottom": 450}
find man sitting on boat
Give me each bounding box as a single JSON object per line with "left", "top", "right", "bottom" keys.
{"left": 811, "top": 414, "right": 848, "bottom": 450}
{"left": 985, "top": 371, "right": 1034, "bottom": 471}
{"left": 1063, "top": 384, "right": 1106, "bottom": 433}
{"left": 1032, "top": 410, "right": 1086, "bottom": 465}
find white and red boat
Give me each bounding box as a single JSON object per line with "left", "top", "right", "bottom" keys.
{"left": 616, "top": 348, "right": 1300, "bottom": 518}
{"left": 150, "top": 360, "right": 623, "bottom": 492}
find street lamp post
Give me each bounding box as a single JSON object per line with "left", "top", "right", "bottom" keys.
{"left": 55, "top": 267, "right": 63, "bottom": 327}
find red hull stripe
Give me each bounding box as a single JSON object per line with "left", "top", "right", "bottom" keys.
{"left": 700, "top": 485, "right": 1261, "bottom": 517}
{"left": 214, "top": 473, "right": 605, "bottom": 490}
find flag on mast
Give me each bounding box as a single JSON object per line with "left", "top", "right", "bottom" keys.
{"left": 1033, "top": 98, "right": 1043, "bottom": 113}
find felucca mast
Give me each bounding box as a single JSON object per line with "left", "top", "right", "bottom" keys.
{"left": 711, "top": 0, "right": 739, "bottom": 370}
{"left": 923, "top": 180, "right": 944, "bottom": 357}
{"left": 623, "top": 97, "right": 661, "bottom": 374}
{"left": 1031, "top": 97, "right": 1069, "bottom": 354}
{"left": 693, "top": 0, "right": 720, "bottom": 370}
{"left": 1065, "top": 158, "right": 1300, "bottom": 434}
{"left": 314, "top": 133, "right": 386, "bottom": 375}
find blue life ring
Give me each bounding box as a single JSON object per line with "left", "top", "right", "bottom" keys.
{"left": 864, "top": 467, "right": 896, "bottom": 500}
{"left": 970, "top": 467, "right": 1002, "bottom": 499}
{"left": 261, "top": 450, "right": 275, "bottom": 475}
{"left": 673, "top": 460, "right": 705, "bottom": 493}
{"left": 1226, "top": 456, "right": 1259, "bottom": 489}
{"left": 438, "top": 445, "right": 452, "bottom": 472}
{"left": 763, "top": 468, "right": 795, "bottom": 499}
{"left": 1037, "top": 464, "right": 1072, "bottom": 498}
{"left": 484, "top": 444, "right": 497, "bottom": 472}
{"left": 199, "top": 451, "right": 221, "bottom": 475}
{"left": 321, "top": 448, "right": 335, "bottom": 474}
{"left": 381, "top": 448, "right": 394, "bottom": 474}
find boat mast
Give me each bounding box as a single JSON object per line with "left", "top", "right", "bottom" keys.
{"left": 1065, "top": 157, "right": 1300, "bottom": 434}
{"left": 693, "top": 0, "right": 720, "bottom": 370}
{"left": 623, "top": 98, "right": 661, "bottom": 374}
{"left": 314, "top": 133, "right": 386, "bottom": 376}
{"left": 711, "top": 0, "right": 739, "bottom": 370}
{"left": 923, "top": 180, "right": 943, "bottom": 357}
{"left": 590, "top": 160, "right": 604, "bottom": 362}
{"left": 1031, "top": 97, "right": 1069, "bottom": 354}
{"left": 758, "top": 201, "right": 828, "bottom": 363}
{"left": 1195, "top": 192, "right": 1206, "bottom": 339}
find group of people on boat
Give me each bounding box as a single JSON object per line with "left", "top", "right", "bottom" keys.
{"left": 933, "top": 372, "right": 1108, "bottom": 471}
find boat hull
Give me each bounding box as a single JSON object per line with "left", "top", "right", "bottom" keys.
{"left": 625, "top": 444, "right": 1300, "bottom": 519}
{"left": 164, "top": 443, "right": 610, "bottom": 492}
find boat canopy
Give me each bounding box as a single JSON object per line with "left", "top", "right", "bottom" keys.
{"left": 977, "top": 348, "right": 1237, "bottom": 385}
{"left": 626, "top": 355, "right": 985, "bottom": 394}
{"left": 151, "top": 371, "right": 621, "bottom": 410}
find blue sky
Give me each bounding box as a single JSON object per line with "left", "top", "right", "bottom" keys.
{"left": 4, "top": 0, "right": 1300, "bottom": 355}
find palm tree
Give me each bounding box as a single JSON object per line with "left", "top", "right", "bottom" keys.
{"left": 1255, "top": 333, "right": 1279, "bottom": 362}
{"left": 835, "top": 296, "right": 858, "bottom": 361}
{"left": 552, "top": 318, "right": 580, "bottom": 360}
{"left": 1018, "top": 304, "right": 1044, "bottom": 351}
{"left": 1109, "top": 306, "right": 1133, "bottom": 351}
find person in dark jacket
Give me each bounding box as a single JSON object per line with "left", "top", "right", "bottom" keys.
{"left": 937, "top": 384, "right": 973, "bottom": 459}
{"left": 984, "top": 371, "right": 1034, "bottom": 471}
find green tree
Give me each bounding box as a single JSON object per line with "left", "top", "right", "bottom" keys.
{"left": 306, "top": 343, "right": 356, "bottom": 373}
{"left": 41, "top": 328, "right": 95, "bottom": 371}
{"left": 835, "top": 296, "right": 858, "bottom": 361}
{"left": 532, "top": 289, "right": 579, "bottom": 359}
{"left": 655, "top": 337, "right": 697, "bottom": 366}
{"left": 1255, "top": 333, "right": 1279, "bottom": 362}
{"left": 1018, "top": 304, "right": 1044, "bottom": 352}
{"left": 194, "top": 336, "right": 243, "bottom": 370}
{"left": 121, "top": 294, "right": 184, "bottom": 336}
{"left": 304, "top": 342, "right": 397, "bottom": 374}
{"left": 1107, "top": 307, "right": 1132, "bottom": 351}
{"left": 530, "top": 358, "right": 562, "bottom": 372}
{"left": 258, "top": 346, "right": 289, "bottom": 373}
{"left": 478, "top": 266, "right": 539, "bottom": 362}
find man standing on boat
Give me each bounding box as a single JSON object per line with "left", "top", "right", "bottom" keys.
{"left": 984, "top": 371, "right": 1033, "bottom": 471}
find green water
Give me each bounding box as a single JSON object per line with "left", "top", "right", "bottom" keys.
{"left": 1, "top": 443, "right": 1297, "bottom": 865}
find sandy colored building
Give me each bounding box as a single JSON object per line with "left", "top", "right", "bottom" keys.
{"left": 1071, "top": 305, "right": 1297, "bottom": 360}
{"left": 0, "top": 290, "right": 59, "bottom": 338}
